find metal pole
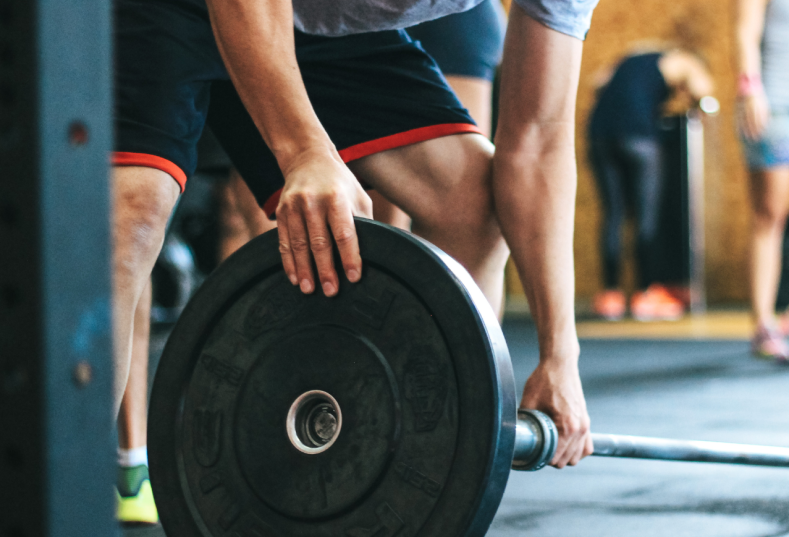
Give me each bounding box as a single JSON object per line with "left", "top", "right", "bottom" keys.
{"left": 0, "top": 0, "right": 116, "bottom": 534}
{"left": 686, "top": 111, "right": 707, "bottom": 314}
{"left": 592, "top": 433, "right": 789, "bottom": 467}
{"left": 513, "top": 410, "right": 789, "bottom": 470}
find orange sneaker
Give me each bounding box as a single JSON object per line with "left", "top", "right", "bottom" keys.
{"left": 593, "top": 289, "right": 626, "bottom": 321}
{"left": 630, "top": 284, "right": 684, "bottom": 322}
{"left": 663, "top": 285, "right": 692, "bottom": 309}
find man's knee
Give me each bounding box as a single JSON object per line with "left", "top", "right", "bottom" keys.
{"left": 352, "top": 133, "right": 501, "bottom": 249}
{"left": 113, "top": 167, "right": 180, "bottom": 270}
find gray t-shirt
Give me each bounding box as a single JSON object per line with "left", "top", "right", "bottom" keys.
{"left": 293, "top": 0, "right": 598, "bottom": 40}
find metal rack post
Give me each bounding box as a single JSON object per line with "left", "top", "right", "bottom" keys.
{"left": 0, "top": 0, "right": 116, "bottom": 534}
{"left": 686, "top": 112, "right": 707, "bottom": 314}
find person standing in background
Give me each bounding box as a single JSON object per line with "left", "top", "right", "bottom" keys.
{"left": 588, "top": 49, "right": 713, "bottom": 321}
{"left": 737, "top": 0, "right": 789, "bottom": 361}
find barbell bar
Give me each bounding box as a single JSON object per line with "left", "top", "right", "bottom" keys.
{"left": 515, "top": 409, "right": 789, "bottom": 470}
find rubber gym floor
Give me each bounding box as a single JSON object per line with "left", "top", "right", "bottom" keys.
{"left": 129, "top": 313, "right": 789, "bottom": 537}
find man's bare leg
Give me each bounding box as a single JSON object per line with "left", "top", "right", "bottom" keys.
{"left": 112, "top": 166, "right": 180, "bottom": 413}
{"left": 219, "top": 169, "right": 277, "bottom": 262}
{"left": 446, "top": 75, "right": 494, "bottom": 138}
{"left": 349, "top": 133, "right": 508, "bottom": 313}
{"left": 230, "top": 168, "right": 278, "bottom": 237}
{"left": 118, "top": 278, "right": 151, "bottom": 450}
{"left": 218, "top": 172, "right": 254, "bottom": 262}
{"left": 370, "top": 75, "right": 494, "bottom": 232}
{"left": 368, "top": 190, "right": 412, "bottom": 230}
{"left": 116, "top": 278, "right": 158, "bottom": 524}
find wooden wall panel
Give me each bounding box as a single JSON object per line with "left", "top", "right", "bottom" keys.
{"left": 507, "top": 0, "right": 750, "bottom": 308}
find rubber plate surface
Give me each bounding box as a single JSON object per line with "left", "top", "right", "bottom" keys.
{"left": 148, "top": 219, "right": 516, "bottom": 537}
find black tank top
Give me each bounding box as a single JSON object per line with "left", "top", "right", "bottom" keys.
{"left": 589, "top": 53, "right": 669, "bottom": 140}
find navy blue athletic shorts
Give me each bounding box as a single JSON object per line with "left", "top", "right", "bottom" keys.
{"left": 406, "top": 0, "right": 506, "bottom": 82}
{"left": 113, "top": 0, "right": 480, "bottom": 216}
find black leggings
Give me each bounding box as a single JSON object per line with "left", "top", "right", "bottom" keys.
{"left": 590, "top": 137, "right": 664, "bottom": 290}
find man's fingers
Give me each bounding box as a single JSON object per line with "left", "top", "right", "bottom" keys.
{"left": 357, "top": 189, "right": 374, "bottom": 219}
{"left": 550, "top": 439, "right": 570, "bottom": 469}
{"left": 276, "top": 212, "right": 298, "bottom": 286}
{"left": 550, "top": 417, "right": 591, "bottom": 468}
{"left": 286, "top": 210, "right": 315, "bottom": 294}
{"left": 549, "top": 419, "right": 572, "bottom": 468}
{"left": 554, "top": 436, "right": 585, "bottom": 468}
{"left": 584, "top": 433, "right": 594, "bottom": 457}
{"left": 552, "top": 433, "right": 580, "bottom": 468}
{"left": 567, "top": 435, "right": 588, "bottom": 466}
{"left": 328, "top": 201, "right": 362, "bottom": 283}
{"left": 568, "top": 431, "right": 594, "bottom": 466}
{"left": 305, "top": 205, "right": 339, "bottom": 297}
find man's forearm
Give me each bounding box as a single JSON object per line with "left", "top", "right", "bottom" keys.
{"left": 494, "top": 133, "right": 580, "bottom": 363}
{"left": 205, "top": 0, "right": 336, "bottom": 172}
{"left": 493, "top": 7, "right": 583, "bottom": 364}
{"left": 205, "top": 0, "right": 372, "bottom": 298}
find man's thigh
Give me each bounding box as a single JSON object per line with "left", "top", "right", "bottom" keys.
{"left": 209, "top": 29, "right": 487, "bottom": 219}
{"left": 348, "top": 133, "right": 495, "bottom": 227}
{"left": 299, "top": 30, "right": 493, "bottom": 225}
{"left": 114, "top": 0, "right": 226, "bottom": 190}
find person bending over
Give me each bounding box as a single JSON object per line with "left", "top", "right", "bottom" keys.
{"left": 111, "top": 0, "right": 598, "bottom": 471}
{"left": 589, "top": 49, "right": 714, "bottom": 321}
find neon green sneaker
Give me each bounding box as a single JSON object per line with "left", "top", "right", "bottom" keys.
{"left": 117, "top": 465, "right": 159, "bottom": 525}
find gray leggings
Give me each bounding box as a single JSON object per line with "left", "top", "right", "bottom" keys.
{"left": 590, "top": 137, "right": 664, "bottom": 290}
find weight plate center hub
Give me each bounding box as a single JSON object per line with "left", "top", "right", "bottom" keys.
{"left": 235, "top": 327, "right": 401, "bottom": 519}
{"left": 286, "top": 390, "right": 342, "bottom": 454}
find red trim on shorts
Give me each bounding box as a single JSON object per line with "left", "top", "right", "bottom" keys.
{"left": 261, "top": 122, "right": 482, "bottom": 217}
{"left": 338, "top": 123, "right": 482, "bottom": 162}
{"left": 112, "top": 152, "right": 187, "bottom": 192}
{"left": 263, "top": 189, "right": 283, "bottom": 218}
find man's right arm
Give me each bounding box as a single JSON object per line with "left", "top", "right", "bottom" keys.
{"left": 205, "top": 0, "right": 372, "bottom": 296}
{"left": 494, "top": 6, "right": 592, "bottom": 469}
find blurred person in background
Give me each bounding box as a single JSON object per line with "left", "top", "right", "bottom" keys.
{"left": 737, "top": 0, "right": 789, "bottom": 361}
{"left": 589, "top": 48, "right": 714, "bottom": 321}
